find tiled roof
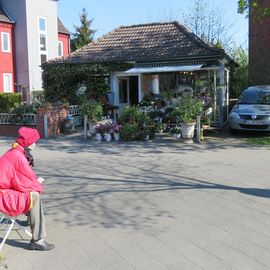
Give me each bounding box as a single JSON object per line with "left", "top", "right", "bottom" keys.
{"left": 0, "top": 5, "right": 14, "bottom": 23}
{"left": 58, "top": 17, "right": 70, "bottom": 35}
{"left": 50, "top": 21, "right": 227, "bottom": 65}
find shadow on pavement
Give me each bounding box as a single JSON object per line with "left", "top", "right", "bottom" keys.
{"left": 41, "top": 156, "right": 270, "bottom": 230}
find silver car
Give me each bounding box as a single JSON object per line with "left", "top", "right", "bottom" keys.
{"left": 229, "top": 85, "right": 270, "bottom": 132}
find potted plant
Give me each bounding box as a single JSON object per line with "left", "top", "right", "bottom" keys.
{"left": 172, "top": 96, "right": 203, "bottom": 141}
{"left": 94, "top": 123, "right": 104, "bottom": 141}
{"left": 170, "top": 125, "right": 181, "bottom": 139}
{"left": 103, "top": 122, "right": 113, "bottom": 142}
{"left": 80, "top": 99, "right": 103, "bottom": 135}
{"left": 120, "top": 123, "right": 140, "bottom": 141}
{"left": 112, "top": 123, "right": 122, "bottom": 141}
{"left": 119, "top": 106, "right": 152, "bottom": 141}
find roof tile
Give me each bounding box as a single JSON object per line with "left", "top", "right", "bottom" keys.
{"left": 58, "top": 17, "right": 70, "bottom": 35}
{"left": 0, "top": 5, "right": 14, "bottom": 23}
{"left": 50, "top": 21, "right": 226, "bottom": 64}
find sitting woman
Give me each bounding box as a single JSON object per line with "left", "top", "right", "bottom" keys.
{"left": 0, "top": 127, "right": 54, "bottom": 251}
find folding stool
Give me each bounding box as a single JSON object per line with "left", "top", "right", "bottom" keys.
{"left": 0, "top": 214, "right": 32, "bottom": 251}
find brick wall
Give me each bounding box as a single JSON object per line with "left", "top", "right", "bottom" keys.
{"left": 36, "top": 103, "right": 68, "bottom": 137}
{"left": 249, "top": 0, "right": 270, "bottom": 85}
{"left": 0, "top": 124, "right": 35, "bottom": 137}
{"left": 0, "top": 103, "right": 68, "bottom": 138}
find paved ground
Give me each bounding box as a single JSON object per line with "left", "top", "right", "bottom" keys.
{"left": 0, "top": 132, "right": 270, "bottom": 270}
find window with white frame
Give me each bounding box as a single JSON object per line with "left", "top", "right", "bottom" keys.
{"left": 58, "top": 41, "right": 63, "bottom": 56}
{"left": 1, "top": 32, "right": 11, "bottom": 53}
{"left": 38, "top": 17, "right": 48, "bottom": 65}
{"left": 3, "top": 73, "right": 12, "bottom": 92}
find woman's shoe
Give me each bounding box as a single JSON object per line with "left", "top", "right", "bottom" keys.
{"left": 29, "top": 239, "right": 55, "bottom": 251}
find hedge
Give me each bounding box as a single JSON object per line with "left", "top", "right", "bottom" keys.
{"left": 0, "top": 93, "right": 22, "bottom": 112}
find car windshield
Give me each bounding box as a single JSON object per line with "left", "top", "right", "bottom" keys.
{"left": 238, "top": 90, "right": 270, "bottom": 105}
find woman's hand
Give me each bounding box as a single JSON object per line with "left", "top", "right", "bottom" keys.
{"left": 37, "top": 177, "right": 45, "bottom": 184}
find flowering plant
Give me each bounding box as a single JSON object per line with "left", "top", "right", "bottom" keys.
{"left": 111, "top": 123, "right": 122, "bottom": 133}
{"left": 94, "top": 119, "right": 114, "bottom": 134}
{"left": 103, "top": 123, "right": 113, "bottom": 133}
{"left": 94, "top": 123, "right": 106, "bottom": 134}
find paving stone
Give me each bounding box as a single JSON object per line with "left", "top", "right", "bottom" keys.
{"left": 0, "top": 135, "right": 270, "bottom": 270}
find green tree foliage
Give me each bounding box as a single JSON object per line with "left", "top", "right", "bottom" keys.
{"left": 238, "top": 0, "right": 270, "bottom": 17}
{"left": 70, "top": 8, "right": 96, "bottom": 52}
{"left": 230, "top": 47, "right": 248, "bottom": 97}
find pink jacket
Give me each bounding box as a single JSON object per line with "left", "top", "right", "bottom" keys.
{"left": 0, "top": 144, "right": 42, "bottom": 216}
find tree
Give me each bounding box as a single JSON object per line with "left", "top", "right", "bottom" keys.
{"left": 70, "top": 8, "right": 96, "bottom": 52}
{"left": 183, "top": 0, "right": 235, "bottom": 52}
{"left": 238, "top": 0, "right": 270, "bottom": 17}
{"left": 230, "top": 47, "right": 248, "bottom": 97}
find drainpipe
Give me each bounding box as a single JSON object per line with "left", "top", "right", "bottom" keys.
{"left": 11, "top": 23, "right": 17, "bottom": 93}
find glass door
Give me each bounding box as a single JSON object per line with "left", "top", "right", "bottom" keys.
{"left": 118, "top": 77, "right": 129, "bottom": 114}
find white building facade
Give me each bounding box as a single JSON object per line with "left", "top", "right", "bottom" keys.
{"left": 0, "top": 0, "right": 62, "bottom": 92}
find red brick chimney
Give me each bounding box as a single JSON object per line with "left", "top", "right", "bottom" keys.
{"left": 249, "top": 0, "right": 270, "bottom": 85}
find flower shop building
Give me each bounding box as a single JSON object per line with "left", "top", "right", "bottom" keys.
{"left": 48, "top": 21, "right": 234, "bottom": 127}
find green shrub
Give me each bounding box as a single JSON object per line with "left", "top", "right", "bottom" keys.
{"left": 120, "top": 123, "right": 141, "bottom": 141}
{"left": 31, "top": 90, "right": 45, "bottom": 107}
{"left": 9, "top": 103, "right": 40, "bottom": 124}
{"left": 119, "top": 106, "right": 152, "bottom": 141}
{"left": 80, "top": 99, "right": 103, "bottom": 122}
{"left": 119, "top": 106, "right": 151, "bottom": 126}
{"left": 172, "top": 96, "right": 203, "bottom": 123}
{"left": 11, "top": 103, "right": 39, "bottom": 114}
{"left": 0, "top": 93, "right": 22, "bottom": 112}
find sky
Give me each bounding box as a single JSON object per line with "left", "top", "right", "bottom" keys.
{"left": 58, "top": 0, "right": 248, "bottom": 49}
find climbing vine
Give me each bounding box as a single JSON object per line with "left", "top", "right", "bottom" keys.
{"left": 42, "top": 62, "right": 132, "bottom": 104}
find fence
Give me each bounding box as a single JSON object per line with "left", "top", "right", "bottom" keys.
{"left": 0, "top": 103, "right": 68, "bottom": 138}
{"left": 0, "top": 113, "right": 36, "bottom": 125}
{"left": 69, "top": 105, "right": 81, "bottom": 126}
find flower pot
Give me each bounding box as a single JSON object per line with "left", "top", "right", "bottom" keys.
{"left": 88, "top": 121, "right": 96, "bottom": 136}
{"left": 173, "top": 133, "right": 181, "bottom": 139}
{"left": 181, "top": 123, "right": 195, "bottom": 139}
{"left": 96, "top": 133, "right": 102, "bottom": 141}
{"left": 144, "top": 134, "right": 150, "bottom": 141}
{"left": 114, "top": 132, "right": 120, "bottom": 141}
{"left": 104, "top": 133, "right": 112, "bottom": 142}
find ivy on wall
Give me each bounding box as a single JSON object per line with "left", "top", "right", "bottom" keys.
{"left": 42, "top": 62, "right": 132, "bottom": 104}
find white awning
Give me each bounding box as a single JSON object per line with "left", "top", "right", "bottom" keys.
{"left": 125, "top": 64, "right": 203, "bottom": 74}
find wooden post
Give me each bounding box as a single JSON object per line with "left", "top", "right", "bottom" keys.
{"left": 84, "top": 114, "right": 88, "bottom": 140}
{"left": 44, "top": 115, "right": 48, "bottom": 138}
{"left": 196, "top": 115, "right": 201, "bottom": 143}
